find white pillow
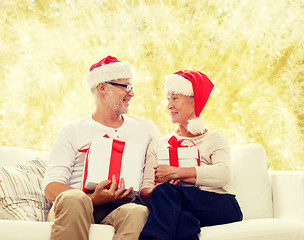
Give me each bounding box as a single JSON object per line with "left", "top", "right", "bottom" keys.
{"left": 0, "top": 158, "right": 52, "bottom": 221}
{"left": 230, "top": 143, "right": 273, "bottom": 219}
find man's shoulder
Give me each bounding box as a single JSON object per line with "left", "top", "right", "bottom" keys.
{"left": 124, "top": 114, "right": 154, "bottom": 127}
{"left": 124, "top": 115, "right": 160, "bottom": 138}
{"left": 58, "top": 116, "right": 92, "bottom": 133}
{"left": 63, "top": 116, "right": 92, "bottom": 127}
{"left": 124, "top": 114, "right": 147, "bottom": 122}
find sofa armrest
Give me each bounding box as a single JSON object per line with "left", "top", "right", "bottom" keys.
{"left": 269, "top": 170, "right": 304, "bottom": 223}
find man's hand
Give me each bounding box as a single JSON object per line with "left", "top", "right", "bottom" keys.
{"left": 89, "top": 175, "right": 133, "bottom": 206}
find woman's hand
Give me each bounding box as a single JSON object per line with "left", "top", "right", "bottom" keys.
{"left": 140, "top": 182, "right": 162, "bottom": 204}
{"left": 154, "top": 165, "right": 197, "bottom": 185}
{"left": 154, "top": 164, "right": 179, "bottom": 184}
{"left": 140, "top": 172, "right": 183, "bottom": 204}
{"left": 169, "top": 179, "right": 182, "bottom": 185}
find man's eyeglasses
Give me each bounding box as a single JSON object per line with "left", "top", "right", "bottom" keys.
{"left": 105, "top": 82, "right": 133, "bottom": 93}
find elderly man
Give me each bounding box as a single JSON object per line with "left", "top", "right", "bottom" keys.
{"left": 42, "top": 56, "right": 160, "bottom": 240}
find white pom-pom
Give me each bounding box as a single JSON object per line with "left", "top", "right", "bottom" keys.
{"left": 187, "top": 118, "right": 206, "bottom": 135}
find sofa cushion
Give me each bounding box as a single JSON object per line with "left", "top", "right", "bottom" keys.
{"left": 0, "top": 220, "right": 115, "bottom": 240}
{"left": 230, "top": 144, "right": 273, "bottom": 219}
{"left": 200, "top": 218, "right": 304, "bottom": 240}
{"left": 0, "top": 158, "right": 52, "bottom": 221}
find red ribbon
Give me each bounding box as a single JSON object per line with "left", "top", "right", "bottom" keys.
{"left": 167, "top": 136, "right": 201, "bottom": 167}
{"left": 168, "top": 136, "right": 187, "bottom": 167}
{"left": 105, "top": 135, "right": 125, "bottom": 188}
{"left": 78, "top": 144, "right": 91, "bottom": 192}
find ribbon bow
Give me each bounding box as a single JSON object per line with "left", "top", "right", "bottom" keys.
{"left": 168, "top": 136, "right": 188, "bottom": 148}
{"left": 167, "top": 136, "right": 200, "bottom": 168}
{"left": 167, "top": 136, "right": 187, "bottom": 167}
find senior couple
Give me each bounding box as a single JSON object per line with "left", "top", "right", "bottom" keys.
{"left": 42, "top": 56, "right": 243, "bottom": 240}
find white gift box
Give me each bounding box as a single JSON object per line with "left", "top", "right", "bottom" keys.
{"left": 157, "top": 147, "right": 200, "bottom": 167}
{"left": 157, "top": 146, "right": 200, "bottom": 187}
{"left": 81, "top": 136, "right": 145, "bottom": 198}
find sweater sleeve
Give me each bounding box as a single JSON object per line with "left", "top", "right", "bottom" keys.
{"left": 42, "top": 123, "right": 78, "bottom": 191}
{"left": 145, "top": 119, "right": 161, "bottom": 140}
{"left": 195, "top": 132, "right": 231, "bottom": 188}
{"left": 141, "top": 138, "right": 159, "bottom": 190}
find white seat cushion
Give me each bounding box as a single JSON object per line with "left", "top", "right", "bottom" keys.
{"left": 0, "top": 220, "right": 115, "bottom": 240}
{"left": 230, "top": 144, "right": 273, "bottom": 219}
{"left": 200, "top": 218, "right": 304, "bottom": 240}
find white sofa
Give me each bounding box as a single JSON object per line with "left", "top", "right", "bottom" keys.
{"left": 0, "top": 144, "right": 303, "bottom": 240}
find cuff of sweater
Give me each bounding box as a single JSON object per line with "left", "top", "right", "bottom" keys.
{"left": 195, "top": 166, "right": 202, "bottom": 186}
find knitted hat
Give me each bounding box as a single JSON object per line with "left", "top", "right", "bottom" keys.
{"left": 165, "top": 70, "right": 214, "bottom": 134}
{"left": 86, "top": 56, "right": 133, "bottom": 89}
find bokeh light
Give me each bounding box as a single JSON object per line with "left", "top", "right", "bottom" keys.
{"left": 1, "top": 0, "right": 304, "bottom": 171}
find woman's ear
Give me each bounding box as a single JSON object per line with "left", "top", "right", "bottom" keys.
{"left": 189, "top": 96, "right": 195, "bottom": 108}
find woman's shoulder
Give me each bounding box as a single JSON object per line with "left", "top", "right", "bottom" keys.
{"left": 205, "top": 130, "right": 227, "bottom": 140}
{"left": 151, "top": 132, "right": 174, "bottom": 143}
{"left": 173, "top": 129, "right": 227, "bottom": 142}
{"left": 149, "top": 132, "right": 174, "bottom": 148}
{"left": 149, "top": 130, "right": 229, "bottom": 148}
{"left": 203, "top": 130, "right": 230, "bottom": 148}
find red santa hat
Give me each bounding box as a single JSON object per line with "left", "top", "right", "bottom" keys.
{"left": 165, "top": 70, "right": 214, "bottom": 135}
{"left": 86, "top": 56, "right": 133, "bottom": 89}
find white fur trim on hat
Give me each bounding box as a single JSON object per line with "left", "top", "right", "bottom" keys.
{"left": 187, "top": 117, "right": 206, "bottom": 135}
{"left": 165, "top": 74, "right": 193, "bottom": 96}
{"left": 86, "top": 62, "right": 133, "bottom": 89}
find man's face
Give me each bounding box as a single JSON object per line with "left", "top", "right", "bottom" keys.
{"left": 104, "top": 78, "right": 134, "bottom": 115}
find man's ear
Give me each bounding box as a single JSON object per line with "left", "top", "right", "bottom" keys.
{"left": 96, "top": 82, "right": 106, "bottom": 94}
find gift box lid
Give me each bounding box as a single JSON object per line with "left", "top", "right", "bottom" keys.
{"left": 157, "top": 147, "right": 199, "bottom": 160}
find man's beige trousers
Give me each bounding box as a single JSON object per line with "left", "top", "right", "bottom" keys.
{"left": 47, "top": 189, "right": 149, "bottom": 240}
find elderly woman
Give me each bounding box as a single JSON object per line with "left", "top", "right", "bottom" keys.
{"left": 139, "top": 70, "right": 243, "bottom": 240}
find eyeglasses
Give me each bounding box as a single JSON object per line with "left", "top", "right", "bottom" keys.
{"left": 105, "top": 82, "right": 133, "bottom": 93}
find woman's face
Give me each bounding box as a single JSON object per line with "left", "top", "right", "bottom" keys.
{"left": 167, "top": 92, "right": 196, "bottom": 125}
